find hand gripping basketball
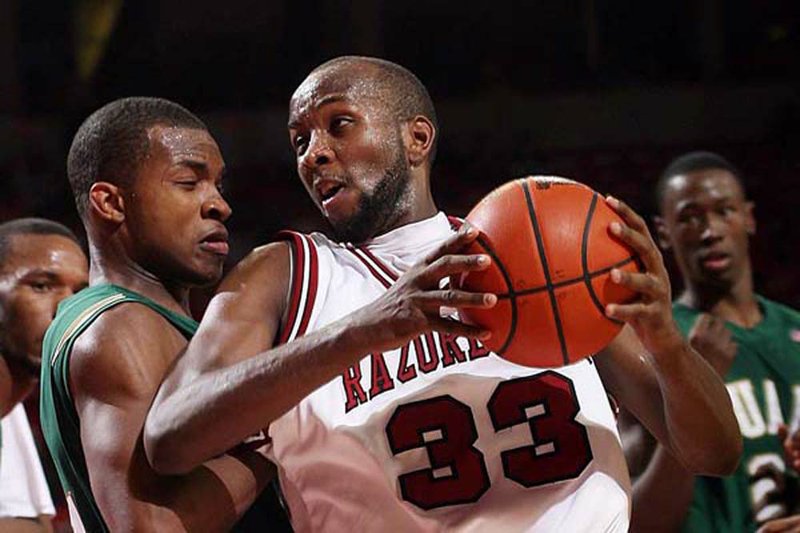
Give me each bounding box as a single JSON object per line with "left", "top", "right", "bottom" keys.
{"left": 456, "top": 177, "right": 642, "bottom": 367}
{"left": 604, "top": 196, "right": 684, "bottom": 355}
{"left": 355, "top": 225, "right": 497, "bottom": 354}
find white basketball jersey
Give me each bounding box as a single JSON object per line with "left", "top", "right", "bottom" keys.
{"left": 269, "top": 213, "right": 631, "bottom": 532}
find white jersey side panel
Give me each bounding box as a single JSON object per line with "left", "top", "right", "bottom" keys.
{"left": 270, "top": 214, "right": 631, "bottom": 532}
{"left": 0, "top": 405, "right": 56, "bottom": 518}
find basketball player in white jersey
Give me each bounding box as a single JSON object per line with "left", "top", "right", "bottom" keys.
{"left": 146, "top": 57, "right": 742, "bottom": 531}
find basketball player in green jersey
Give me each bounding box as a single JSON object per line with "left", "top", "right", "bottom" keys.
{"left": 624, "top": 151, "right": 800, "bottom": 532}
{"left": 39, "top": 97, "right": 274, "bottom": 532}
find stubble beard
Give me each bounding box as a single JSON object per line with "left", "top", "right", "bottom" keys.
{"left": 332, "top": 151, "right": 412, "bottom": 244}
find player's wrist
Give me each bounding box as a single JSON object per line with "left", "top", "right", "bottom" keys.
{"left": 644, "top": 324, "right": 692, "bottom": 369}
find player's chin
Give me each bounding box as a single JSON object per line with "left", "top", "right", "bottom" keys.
{"left": 696, "top": 267, "right": 735, "bottom": 289}
{"left": 188, "top": 258, "right": 226, "bottom": 287}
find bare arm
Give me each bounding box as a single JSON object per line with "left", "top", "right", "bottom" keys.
{"left": 620, "top": 313, "right": 739, "bottom": 532}
{"left": 617, "top": 407, "right": 695, "bottom": 533}
{"left": 71, "top": 304, "right": 272, "bottom": 531}
{"left": 145, "top": 226, "right": 497, "bottom": 474}
{"left": 0, "top": 516, "right": 53, "bottom": 533}
{"left": 596, "top": 196, "right": 741, "bottom": 476}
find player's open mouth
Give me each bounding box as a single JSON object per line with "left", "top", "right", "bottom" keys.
{"left": 700, "top": 252, "right": 731, "bottom": 271}
{"left": 319, "top": 182, "right": 346, "bottom": 207}
{"left": 199, "top": 230, "right": 230, "bottom": 256}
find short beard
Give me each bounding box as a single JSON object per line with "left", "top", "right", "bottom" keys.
{"left": 332, "top": 153, "right": 412, "bottom": 244}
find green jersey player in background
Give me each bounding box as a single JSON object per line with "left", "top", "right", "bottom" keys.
{"left": 0, "top": 218, "right": 88, "bottom": 532}
{"left": 622, "top": 151, "right": 800, "bottom": 532}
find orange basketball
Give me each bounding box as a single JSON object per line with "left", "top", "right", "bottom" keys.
{"left": 456, "top": 176, "right": 641, "bottom": 367}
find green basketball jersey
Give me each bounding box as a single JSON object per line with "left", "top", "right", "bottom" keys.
{"left": 674, "top": 296, "right": 800, "bottom": 532}
{"left": 39, "top": 284, "right": 197, "bottom": 532}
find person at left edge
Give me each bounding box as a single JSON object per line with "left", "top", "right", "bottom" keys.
{"left": 0, "top": 218, "right": 88, "bottom": 532}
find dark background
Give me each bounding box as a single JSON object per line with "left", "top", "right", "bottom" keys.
{"left": 2, "top": 1, "right": 799, "bottom": 530}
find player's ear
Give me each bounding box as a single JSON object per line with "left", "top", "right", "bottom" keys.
{"left": 744, "top": 201, "right": 756, "bottom": 236}
{"left": 653, "top": 215, "right": 672, "bottom": 251}
{"left": 88, "top": 181, "right": 126, "bottom": 223}
{"left": 404, "top": 115, "right": 435, "bottom": 168}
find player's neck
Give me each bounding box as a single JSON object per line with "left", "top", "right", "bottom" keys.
{"left": 679, "top": 273, "right": 761, "bottom": 328}
{"left": 88, "top": 243, "right": 191, "bottom": 317}
{"left": 387, "top": 185, "right": 438, "bottom": 233}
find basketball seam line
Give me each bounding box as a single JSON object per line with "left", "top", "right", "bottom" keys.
{"left": 521, "top": 179, "right": 570, "bottom": 366}
{"left": 495, "top": 256, "right": 638, "bottom": 300}
{"left": 475, "top": 235, "right": 517, "bottom": 355}
{"left": 581, "top": 193, "right": 623, "bottom": 325}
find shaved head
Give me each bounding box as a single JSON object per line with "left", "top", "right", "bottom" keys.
{"left": 296, "top": 56, "right": 439, "bottom": 163}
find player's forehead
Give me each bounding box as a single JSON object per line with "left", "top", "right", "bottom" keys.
{"left": 289, "top": 64, "right": 386, "bottom": 124}
{"left": 1, "top": 234, "right": 85, "bottom": 276}
{"left": 145, "top": 124, "right": 223, "bottom": 167}
{"left": 664, "top": 168, "right": 744, "bottom": 209}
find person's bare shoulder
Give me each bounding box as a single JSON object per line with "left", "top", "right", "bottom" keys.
{"left": 217, "top": 241, "right": 290, "bottom": 297}
{"left": 210, "top": 242, "right": 292, "bottom": 318}
{"left": 69, "top": 302, "right": 188, "bottom": 405}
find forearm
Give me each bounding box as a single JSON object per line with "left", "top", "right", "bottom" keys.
{"left": 166, "top": 451, "right": 275, "bottom": 532}
{"left": 0, "top": 517, "right": 52, "bottom": 533}
{"left": 651, "top": 340, "right": 741, "bottom": 475}
{"left": 147, "top": 316, "right": 371, "bottom": 474}
{"left": 630, "top": 444, "right": 696, "bottom": 533}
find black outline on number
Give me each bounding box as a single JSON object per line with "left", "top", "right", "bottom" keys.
{"left": 386, "top": 395, "right": 490, "bottom": 510}
{"left": 488, "top": 371, "right": 593, "bottom": 487}
{"left": 385, "top": 374, "right": 593, "bottom": 510}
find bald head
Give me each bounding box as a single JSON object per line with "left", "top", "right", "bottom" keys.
{"left": 293, "top": 56, "right": 439, "bottom": 163}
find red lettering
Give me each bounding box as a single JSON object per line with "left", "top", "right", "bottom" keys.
{"left": 440, "top": 333, "right": 467, "bottom": 367}
{"left": 369, "top": 352, "right": 395, "bottom": 399}
{"left": 397, "top": 343, "right": 418, "bottom": 383}
{"left": 417, "top": 333, "right": 439, "bottom": 374}
{"left": 342, "top": 363, "right": 368, "bottom": 412}
{"left": 468, "top": 338, "right": 490, "bottom": 360}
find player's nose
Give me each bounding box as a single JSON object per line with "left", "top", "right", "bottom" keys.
{"left": 302, "top": 132, "right": 335, "bottom": 170}
{"left": 202, "top": 193, "right": 232, "bottom": 222}
{"left": 700, "top": 213, "right": 725, "bottom": 243}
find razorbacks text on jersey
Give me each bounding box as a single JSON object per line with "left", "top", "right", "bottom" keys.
{"left": 268, "top": 213, "right": 631, "bottom": 532}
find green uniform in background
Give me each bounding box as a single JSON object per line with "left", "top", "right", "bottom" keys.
{"left": 676, "top": 296, "right": 800, "bottom": 532}
{"left": 39, "top": 284, "right": 197, "bottom": 532}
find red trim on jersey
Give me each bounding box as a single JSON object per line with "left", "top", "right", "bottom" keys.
{"left": 346, "top": 245, "right": 393, "bottom": 289}
{"left": 295, "top": 235, "right": 318, "bottom": 338}
{"left": 357, "top": 246, "right": 399, "bottom": 281}
{"left": 447, "top": 215, "right": 464, "bottom": 231}
{"left": 275, "top": 231, "right": 318, "bottom": 344}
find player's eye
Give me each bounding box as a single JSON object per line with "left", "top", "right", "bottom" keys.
{"left": 29, "top": 280, "right": 52, "bottom": 292}
{"left": 294, "top": 136, "right": 308, "bottom": 156}
{"left": 175, "top": 178, "right": 199, "bottom": 189}
{"left": 330, "top": 117, "right": 353, "bottom": 132}
{"left": 678, "top": 212, "right": 702, "bottom": 226}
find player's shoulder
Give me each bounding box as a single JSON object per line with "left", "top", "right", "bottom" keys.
{"left": 218, "top": 230, "right": 340, "bottom": 291}
{"left": 69, "top": 302, "right": 187, "bottom": 401}
{"left": 218, "top": 240, "right": 291, "bottom": 293}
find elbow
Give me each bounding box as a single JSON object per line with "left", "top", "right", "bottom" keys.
{"left": 143, "top": 417, "right": 197, "bottom": 476}
{"left": 716, "top": 431, "right": 744, "bottom": 476}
